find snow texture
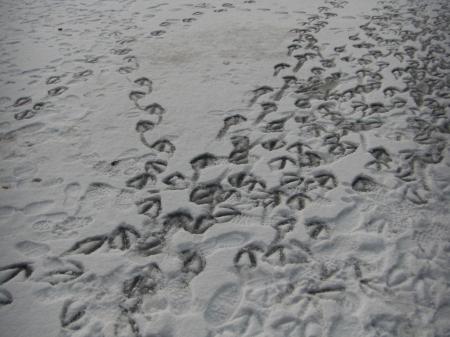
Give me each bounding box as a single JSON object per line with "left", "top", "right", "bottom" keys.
{"left": 0, "top": 0, "right": 449, "bottom": 336}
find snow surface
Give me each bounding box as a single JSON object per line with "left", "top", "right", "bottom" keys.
{"left": 0, "top": 0, "right": 449, "bottom": 336}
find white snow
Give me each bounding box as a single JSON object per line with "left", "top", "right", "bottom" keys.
{"left": 0, "top": 0, "right": 449, "bottom": 336}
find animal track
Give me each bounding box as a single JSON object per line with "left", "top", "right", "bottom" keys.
{"left": 134, "top": 77, "right": 152, "bottom": 93}
{"left": 234, "top": 243, "right": 264, "bottom": 269}
{"left": 108, "top": 224, "right": 141, "bottom": 250}
{"left": 126, "top": 173, "right": 155, "bottom": 189}
{"left": 286, "top": 193, "right": 310, "bottom": 211}
{"left": 39, "top": 260, "right": 84, "bottom": 285}
{"left": 150, "top": 139, "right": 176, "bottom": 154}
{"left": 217, "top": 114, "right": 247, "bottom": 139}
{"left": 135, "top": 120, "right": 155, "bottom": 133}
{"left": 48, "top": 86, "right": 68, "bottom": 96}
{"left": 261, "top": 138, "right": 286, "bottom": 151}
{"left": 249, "top": 86, "right": 274, "bottom": 106}
{"left": 0, "top": 289, "right": 13, "bottom": 306}
{"left": 14, "top": 109, "right": 37, "bottom": 120}
{"left": 143, "top": 103, "right": 166, "bottom": 116}
{"left": 60, "top": 300, "right": 87, "bottom": 329}
{"left": 273, "top": 63, "right": 290, "bottom": 76}
{"left": 64, "top": 235, "right": 107, "bottom": 255}
{"left": 0, "top": 262, "right": 33, "bottom": 285}
{"left": 163, "top": 210, "right": 194, "bottom": 232}
{"left": 136, "top": 196, "right": 161, "bottom": 218}
{"left": 180, "top": 249, "right": 205, "bottom": 276}
{"left": 351, "top": 175, "right": 378, "bottom": 192}
{"left": 129, "top": 91, "right": 146, "bottom": 102}
{"left": 13, "top": 96, "right": 31, "bottom": 107}
{"left": 183, "top": 214, "right": 216, "bottom": 234}
{"left": 190, "top": 183, "right": 225, "bottom": 205}
{"left": 145, "top": 159, "right": 167, "bottom": 175}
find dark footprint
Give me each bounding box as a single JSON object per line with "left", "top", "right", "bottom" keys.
{"left": 126, "top": 173, "right": 155, "bottom": 190}
{"left": 287, "top": 142, "right": 310, "bottom": 155}
{"left": 263, "top": 115, "right": 291, "bottom": 133}
{"left": 163, "top": 172, "right": 189, "bottom": 189}
{"left": 229, "top": 148, "right": 249, "bottom": 164}
{"left": 143, "top": 103, "right": 166, "bottom": 116}
{"left": 268, "top": 156, "right": 296, "bottom": 170}
{"left": 280, "top": 172, "right": 304, "bottom": 189}
{"left": 135, "top": 120, "right": 155, "bottom": 133}
{"left": 118, "top": 66, "right": 136, "bottom": 74}
{"left": 129, "top": 91, "right": 146, "bottom": 102}
{"left": 217, "top": 114, "right": 247, "bottom": 139}
{"left": 122, "top": 263, "right": 163, "bottom": 297}
{"left": 0, "top": 289, "right": 13, "bottom": 306}
{"left": 273, "top": 76, "right": 297, "bottom": 101}
{"left": 108, "top": 224, "right": 141, "bottom": 250}
{"left": 150, "top": 139, "right": 176, "bottom": 154}
{"left": 249, "top": 86, "right": 274, "bottom": 106}
{"left": 115, "top": 311, "right": 141, "bottom": 337}
{"left": 145, "top": 159, "right": 167, "bottom": 175}
{"left": 230, "top": 135, "right": 250, "bottom": 151}
{"left": 48, "top": 86, "right": 68, "bottom": 96}
{"left": 180, "top": 249, "right": 205, "bottom": 276}
{"left": 315, "top": 173, "right": 337, "bottom": 189}
{"left": 286, "top": 193, "right": 310, "bottom": 211}
{"left": 261, "top": 138, "right": 286, "bottom": 151}
{"left": 134, "top": 77, "right": 153, "bottom": 93}
{"left": 13, "top": 96, "right": 31, "bottom": 107}
{"left": 183, "top": 214, "right": 216, "bottom": 234}
{"left": 190, "top": 183, "right": 224, "bottom": 205}
{"left": 228, "top": 171, "right": 265, "bottom": 192}
{"left": 294, "top": 98, "right": 311, "bottom": 109}
{"left": 369, "top": 147, "right": 391, "bottom": 162}
{"left": 163, "top": 210, "right": 194, "bottom": 232}
{"left": 150, "top": 30, "right": 166, "bottom": 36}
{"left": 60, "top": 300, "right": 87, "bottom": 329}
{"left": 213, "top": 205, "right": 241, "bottom": 223}
{"left": 64, "top": 235, "right": 107, "bottom": 255}
{"left": 73, "top": 69, "right": 93, "bottom": 80}
{"left": 298, "top": 151, "right": 322, "bottom": 167}
{"left": 190, "top": 153, "right": 218, "bottom": 171}
{"left": 287, "top": 44, "right": 300, "bottom": 56}
{"left": 254, "top": 102, "right": 278, "bottom": 125}
{"left": 46, "top": 76, "right": 61, "bottom": 85}
{"left": 311, "top": 67, "right": 325, "bottom": 76}
{"left": 234, "top": 243, "right": 264, "bottom": 269}
{"left": 263, "top": 245, "right": 286, "bottom": 266}
{"left": 305, "top": 219, "right": 328, "bottom": 239}
{"left": 33, "top": 102, "right": 46, "bottom": 111}
{"left": 124, "top": 55, "right": 138, "bottom": 64}
{"left": 136, "top": 235, "right": 165, "bottom": 256}
{"left": 111, "top": 48, "right": 132, "bottom": 55}
{"left": 293, "top": 54, "right": 307, "bottom": 72}
{"left": 191, "top": 153, "right": 218, "bottom": 180}
{"left": 273, "top": 218, "right": 296, "bottom": 240}
{"left": 39, "top": 260, "right": 84, "bottom": 285}
{"left": 0, "top": 263, "right": 33, "bottom": 285}
{"left": 351, "top": 175, "right": 378, "bottom": 192}
{"left": 14, "top": 109, "right": 37, "bottom": 120}
{"left": 136, "top": 196, "right": 161, "bottom": 218}
{"left": 273, "top": 63, "right": 290, "bottom": 76}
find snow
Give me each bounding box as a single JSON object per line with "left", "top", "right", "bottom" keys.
{"left": 0, "top": 0, "right": 449, "bottom": 336}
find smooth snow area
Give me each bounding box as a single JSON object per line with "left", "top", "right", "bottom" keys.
{"left": 0, "top": 0, "right": 449, "bottom": 336}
